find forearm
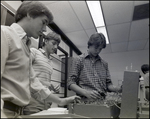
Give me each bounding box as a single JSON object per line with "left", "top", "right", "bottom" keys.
{"left": 107, "top": 84, "right": 117, "bottom": 92}
{"left": 45, "top": 93, "right": 75, "bottom": 106}
{"left": 45, "top": 93, "right": 61, "bottom": 104}
{"left": 69, "top": 84, "right": 87, "bottom": 96}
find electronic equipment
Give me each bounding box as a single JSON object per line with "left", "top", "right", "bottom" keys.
{"left": 68, "top": 103, "right": 111, "bottom": 118}
{"left": 68, "top": 71, "right": 148, "bottom": 118}
{"left": 120, "top": 71, "right": 140, "bottom": 118}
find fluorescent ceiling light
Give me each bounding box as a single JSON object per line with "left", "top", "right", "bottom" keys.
{"left": 86, "top": 1, "right": 109, "bottom": 44}
{"left": 97, "top": 27, "right": 109, "bottom": 44}
{"left": 86, "top": 1, "right": 104, "bottom": 27}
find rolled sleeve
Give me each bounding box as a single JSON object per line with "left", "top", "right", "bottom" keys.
{"left": 67, "top": 76, "right": 78, "bottom": 90}
{"left": 67, "top": 57, "right": 81, "bottom": 90}
{"left": 31, "top": 83, "right": 52, "bottom": 101}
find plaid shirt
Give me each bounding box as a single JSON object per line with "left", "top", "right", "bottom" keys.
{"left": 68, "top": 52, "right": 112, "bottom": 97}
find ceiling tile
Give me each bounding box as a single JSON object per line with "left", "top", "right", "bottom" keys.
{"left": 101, "top": 44, "right": 112, "bottom": 54}
{"left": 85, "top": 28, "right": 97, "bottom": 38}
{"left": 4, "top": 1, "right": 149, "bottom": 55}
{"left": 107, "top": 23, "right": 130, "bottom": 43}
{"left": 39, "top": 1, "right": 58, "bottom": 5}
{"left": 69, "top": 1, "right": 95, "bottom": 30}
{"left": 111, "top": 42, "right": 128, "bottom": 52}
{"left": 144, "top": 39, "right": 149, "bottom": 50}
{"left": 134, "top": 1, "right": 149, "bottom": 6}
{"left": 129, "top": 19, "right": 149, "bottom": 41}
{"left": 46, "top": 1, "right": 83, "bottom": 33}
{"left": 65, "top": 30, "right": 89, "bottom": 48}
{"left": 101, "top": 1, "right": 134, "bottom": 25}
{"left": 128, "top": 40, "right": 147, "bottom": 51}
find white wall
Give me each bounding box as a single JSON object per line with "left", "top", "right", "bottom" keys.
{"left": 57, "top": 40, "right": 70, "bottom": 56}
{"left": 100, "top": 49, "right": 149, "bottom": 86}
{"left": 73, "top": 50, "right": 78, "bottom": 57}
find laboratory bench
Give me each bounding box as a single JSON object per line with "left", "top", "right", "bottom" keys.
{"left": 21, "top": 113, "right": 89, "bottom": 118}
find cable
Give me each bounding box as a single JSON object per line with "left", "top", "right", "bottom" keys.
{"left": 113, "top": 101, "right": 121, "bottom": 110}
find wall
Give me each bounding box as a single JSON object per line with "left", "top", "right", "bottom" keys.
{"left": 100, "top": 49, "right": 149, "bottom": 86}
{"left": 57, "top": 40, "right": 70, "bottom": 56}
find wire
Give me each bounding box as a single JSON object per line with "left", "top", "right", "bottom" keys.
{"left": 113, "top": 102, "right": 121, "bottom": 110}
{"left": 104, "top": 92, "right": 122, "bottom": 108}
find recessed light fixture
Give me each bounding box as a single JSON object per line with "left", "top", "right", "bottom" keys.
{"left": 86, "top": 1, "right": 109, "bottom": 44}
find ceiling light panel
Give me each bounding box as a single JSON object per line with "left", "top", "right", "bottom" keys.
{"left": 97, "top": 27, "right": 109, "bottom": 44}
{"left": 86, "top": 1, "right": 109, "bottom": 44}
{"left": 86, "top": 1, "right": 105, "bottom": 27}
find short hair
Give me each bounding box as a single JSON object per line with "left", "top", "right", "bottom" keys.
{"left": 15, "top": 1, "right": 53, "bottom": 23}
{"left": 43, "top": 32, "right": 61, "bottom": 46}
{"left": 141, "top": 64, "right": 149, "bottom": 74}
{"left": 88, "top": 32, "right": 106, "bottom": 49}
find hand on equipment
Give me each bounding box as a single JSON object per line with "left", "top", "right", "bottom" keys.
{"left": 58, "top": 95, "right": 81, "bottom": 106}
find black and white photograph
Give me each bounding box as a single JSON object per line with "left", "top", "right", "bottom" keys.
{"left": 1, "top": 1, "right": 149, "bottom": 118}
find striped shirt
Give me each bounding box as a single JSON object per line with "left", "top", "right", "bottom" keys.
{"left": 68, "top": 52, "right": 112, "bottom": 96}
{"left": 30, "top": 48, "right": 53, "bottom": 87}
{"left": 23, "top": 48, "right": 53, "bottom": 112}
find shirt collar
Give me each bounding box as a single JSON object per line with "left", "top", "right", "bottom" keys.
{"left": 10, "top": 23, "right": 27, "bottom": 40}
{"left": 39, "top": 48, "right": 47, "bottom": 55}
{"left": 83, "top": 51, "right": 101, "bottom": 60}
{"left": 39, "top": 48, "right": 52, "bottom": 60}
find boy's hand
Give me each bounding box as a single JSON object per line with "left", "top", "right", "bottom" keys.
{"left": 115, "top": 85, "right": 122, "bottom": 93}
{"left": 59, "top": 96, "right": 81, "bottom": 106}
{"left": 84, "top": 90, "right": 102, "bottom": 99}
{"left": 51, "top": 84, "right": 60, "bottom": 93}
